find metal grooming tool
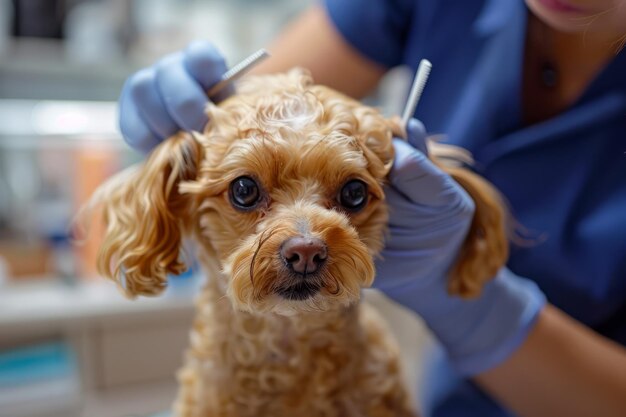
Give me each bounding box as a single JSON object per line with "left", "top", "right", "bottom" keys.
{"left": 401, "top": 59, "right": 432, "bottom": 128}
{"left": 207, "top": 48, "right": 270, "bottom": 98}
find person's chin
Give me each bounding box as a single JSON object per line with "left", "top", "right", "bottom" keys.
{"left": 526, "top": 0, "right": 599, "bottom": 33}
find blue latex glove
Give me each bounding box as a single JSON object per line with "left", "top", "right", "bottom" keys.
{"left": 375, "top": 119, "right": 546, "bottom": 375}
{"left": 119, "top": 41, "right": 233, "bottom": 153}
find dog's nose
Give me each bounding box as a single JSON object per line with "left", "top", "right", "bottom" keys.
{"left": 280, "top": 237, "right": 327, "bottom": 275}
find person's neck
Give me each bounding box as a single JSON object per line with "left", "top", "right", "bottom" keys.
{"left": 522, "top": 15, "right": 622, "bottom": 125}
{"left": 550, "top": 26, "right": 620, "bottom": 83}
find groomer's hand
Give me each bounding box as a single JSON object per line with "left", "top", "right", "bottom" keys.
{"left": 377, "top": 119, "right": 475, "bottom": 294}
{"left": 376, "top": 119, "right": 546, "bottom": 375}
{"left": 119, "top": 41, "right": 233, "bottom": 153}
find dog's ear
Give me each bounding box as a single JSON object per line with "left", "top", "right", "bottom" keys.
{"left": 438, "top": 164, "right": 509, "bottom": 298}
{"left": 94, "top": 132, "right": 203, "bottom": 297}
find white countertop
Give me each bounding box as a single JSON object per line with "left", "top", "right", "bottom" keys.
{"left": 0, "top": 277, "right": 198, "bottom": 332}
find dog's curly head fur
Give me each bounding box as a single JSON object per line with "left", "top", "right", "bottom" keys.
{"left": 96, "top": 69, "right": 396, "bottom": 314}
{"left": 93, "top": 68, "right": 509, "bottom": 316}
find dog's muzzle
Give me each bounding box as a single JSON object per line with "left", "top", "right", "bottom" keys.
{"left": 278, "top": 236, "right": 328, "bottom": 300}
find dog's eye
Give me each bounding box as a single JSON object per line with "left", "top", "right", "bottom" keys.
{"left": 339, "top": 180, "right": 368, "bottom": 211}
{"left": 229, "top": 176, "right": 261, "bottom": 209}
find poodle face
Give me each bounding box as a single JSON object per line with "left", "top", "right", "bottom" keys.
{"left": 97, "top": 69, "right": 396, "bottom": 314}
{"left": 183, "top": 71, "right": 395, "bottom": 314}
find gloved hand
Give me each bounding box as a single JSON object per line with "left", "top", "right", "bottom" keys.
{"left": 119, "top": 41, "right": 233, "bottom": 153}
{"left": 375, "top": 119, "right": 546, "bottom": 375}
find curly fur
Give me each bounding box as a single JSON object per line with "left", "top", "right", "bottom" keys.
{"left": 92, "top": 68, "right": 508, "bottom": 416}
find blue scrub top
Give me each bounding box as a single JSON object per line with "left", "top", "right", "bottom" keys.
{"left": 324, "top": 0, "right": 626, "bottom": 416}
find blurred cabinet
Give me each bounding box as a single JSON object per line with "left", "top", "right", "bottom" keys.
{"left": 97, "top": 315, "right": 190, "bottom": 389}
{"left": 0, "top": 279, "right": 196, "bottom": 417}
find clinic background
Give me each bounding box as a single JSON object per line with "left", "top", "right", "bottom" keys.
{"left": 0, "top": 1, "right": 426, "bottom": 417}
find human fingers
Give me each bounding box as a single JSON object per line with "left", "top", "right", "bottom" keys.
{"left": 155, "top": 52, "right": 210, "bottom": 132}
{"left": 118, "top": 86, "right": 162, "bottom": 153}
{"left": 389, "top": 139, "right": 473, "bottom": 211}
{"left": 183, "top": 41, "right": 234, "bottom": 102}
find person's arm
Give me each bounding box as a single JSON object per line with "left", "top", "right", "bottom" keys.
{"left": 476, "top": 304, "right": 626, "bottom": 417}
{"left": 252, "top": 4, "right": 386, "bottom": 98}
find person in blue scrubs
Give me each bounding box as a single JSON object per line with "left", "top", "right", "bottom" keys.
{"left": 118, "top": 0, "right": 626, "bottom": 415}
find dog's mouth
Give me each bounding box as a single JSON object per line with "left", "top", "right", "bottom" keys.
{"left": 275, "top": 280, "right": 322, "bottom": 301}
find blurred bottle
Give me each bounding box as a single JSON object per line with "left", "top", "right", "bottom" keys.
{"left": 47, "top": 233, "right": 74, "bottom": 284}
{"left": 65, "top": 0, "right": 128, "bottom": 63}
{"left": 72, "top": 144, "right": 120, "bottom": 280}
